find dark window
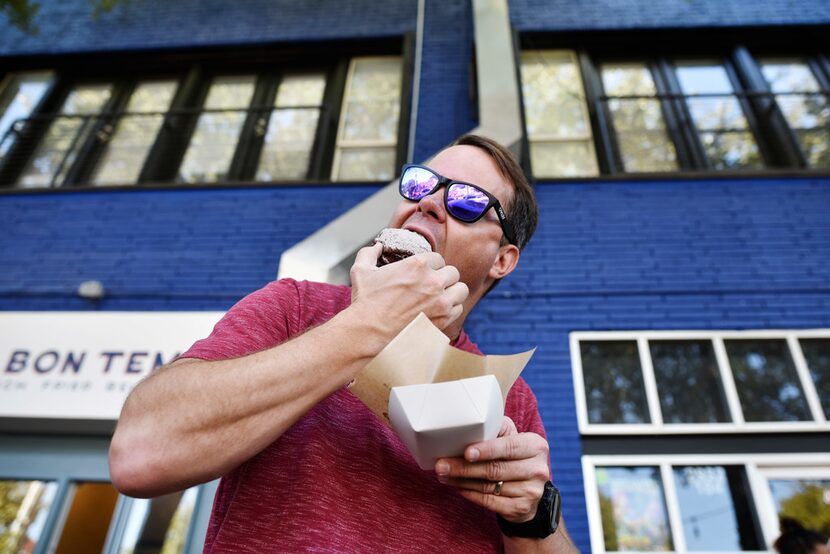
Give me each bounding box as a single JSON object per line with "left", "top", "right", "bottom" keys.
{"left": 0, "top": 45, "right": 407, "bottom": 189}
{"left": 650, "top": 340, "right": 731, "bottom": 424}
{"left": 580, "top": 340, "right": 650, "bottom": 424}
{"left": 520, "top": 36, "right": 830, "bottom": 177}
{"left": 725, "top": 339, "right": 811, "bottom": 422}
{"left": 799, "top": 338, "right": 830, "bottom": 419}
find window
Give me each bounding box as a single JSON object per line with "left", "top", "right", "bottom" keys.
{"left": 759, "top": 59, "right": 830, "bottom": 168}
{"left": 571, "top": 330, "right": 830, "bottom": 433}
{"left": 520, "top": 40, "right": 830, "bottom": 177}
{"left": 331, "top": 56, "right": 403, "bottom": 181}
{"left": 520, "top": 50, "right": 599, "bottom": 177}
{"left": 0, "top": 71, "right": 53, "bottom": 157}
{"left": 91, "top": 80, "right": 179, "bottom": 186}
{"left": 255, "top": 73, "right": 327, "bottom": 181}
{"left": 177, "top": 75, "right": 257, "bottom": 183}
{"left": 600, "top": 62, "right": 678, "bottom": 172}
{"left": 0, "top": 49, "right": 405, "bottom": 188}
{"left": 18, "top": 83, "right": 114, "bottom": 188}
{"left": 114, "top": 487, "right": 199, "bottom": 554}
{"left": 0, "top": 479, "right": 59, "bottom": 553}
{"left": 584, "top": 455, "right": 823, "bottom": 554}
{"left": 675, "top": 61, "right": 763, "bottom": 169}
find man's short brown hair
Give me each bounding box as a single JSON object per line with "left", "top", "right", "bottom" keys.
{"left": 451, "top": 134, "right": 538, "bottom": 251}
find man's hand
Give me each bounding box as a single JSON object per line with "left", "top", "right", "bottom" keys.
{"left": 434, "top": 416, "right": 550, "bottom": 523}
{"left": 350, "top": 243, "right": 469, "bottom": 337}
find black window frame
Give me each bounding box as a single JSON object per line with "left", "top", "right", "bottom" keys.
{"left": 0, "top": 36, "right": 412, "bottom": 190}
{"left": 519, "top": 26, "right": 830, "bottom": 179}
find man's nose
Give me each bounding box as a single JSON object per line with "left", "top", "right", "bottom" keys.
{"left": 417, "top": 188, "right": 446, "bottom": 222}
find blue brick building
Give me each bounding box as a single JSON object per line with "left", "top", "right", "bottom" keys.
{"left": 1, "top": 1, "right": 828, "bottom": 552}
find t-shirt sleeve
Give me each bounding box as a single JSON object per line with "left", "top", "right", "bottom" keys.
{"left": 505, "top": 379, "right": 547, "bottom": 439}
{"left": 179, "top": 279, "right": 301, "bottom": 361}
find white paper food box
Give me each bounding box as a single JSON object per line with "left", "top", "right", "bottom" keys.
{"left": 388, "top": 374, "right": 504, "bottom": 470}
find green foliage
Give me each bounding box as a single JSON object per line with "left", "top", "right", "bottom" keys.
{"left": 780, "top": 484, "right": 830, "bottom": 536}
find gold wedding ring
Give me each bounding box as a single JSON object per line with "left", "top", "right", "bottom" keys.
{"left": 494, "top": 480, "right": 504, "bottom": 495}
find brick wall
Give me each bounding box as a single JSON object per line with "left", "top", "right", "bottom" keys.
{"left": 0, "top": 0, "right": 415, "bottom": 55}
{"left": 3, "top": 175, "right": 828, "bottom": 551}
{"left": 510, "top": 0, "right": 830, "bottom": 31}
{"left": 462, "top": 175, "right": 830, "bottom": 552}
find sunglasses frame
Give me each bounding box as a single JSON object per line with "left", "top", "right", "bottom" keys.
{"left": 399, "top": 164, "right": 517, "bottom": 246}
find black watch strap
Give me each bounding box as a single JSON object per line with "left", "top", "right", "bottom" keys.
{"left": 497, "top": 481, "right": 561, "bottom": 539}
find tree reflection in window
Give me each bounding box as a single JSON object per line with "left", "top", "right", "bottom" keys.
{"left": 0, "top": 480, "right": 58, "bottom": 554}
{"left": 596, "top": 466, "right": 673, "bottom": 551}
{"left": 725, "top": 339, "right": 811, "bottom": 422}
{"left": 601, "top": 63, "right": 678, "bottom": 172}
{"left": 760, "top": 59, "right": 830, "bottom": 168}
{"left": 675, "top": 62, "right": 763, "bottom": 170}
{"left": 650, "top": 340, "right": 731, "bottom": 423}
{"left": 799, "top": 338, "right": 830, "bottom": 419}
{"left": 521, "top": 50, "right": 599, "bottom": 177}
{"left": 18, "top": 84, "right": 113, "bottom": 188}
{"left": 581, "top": 341, "right": 650, "bottom": 424}
{"left": 256, "top": 74, "right": 326, "bottom": 181}
{"left": 92, "top": 80, "right": 179, "bottom": 185}
{"left": 332, "top": 57, "right": 401, "bottom": 181}
{"left": 178, "top": 76, "right": 256, "bottom": 183}
{"left": 0, "top": 71, "right": 53, "bottom": 157}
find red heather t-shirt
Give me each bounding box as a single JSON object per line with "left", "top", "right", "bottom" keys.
{"left": 181, "top": 279, "right": 546, "bottom": 553}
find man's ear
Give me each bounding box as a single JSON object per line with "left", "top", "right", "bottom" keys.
{"left": 489, "top": 244, "right": 520, "bottom": 281}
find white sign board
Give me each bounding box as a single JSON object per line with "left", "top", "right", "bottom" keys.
{"left": 0, "top": 312, "right": 224, "bottom": 420}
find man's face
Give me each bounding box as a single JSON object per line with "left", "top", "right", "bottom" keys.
{"left": 388, "top": 145, "right": 518, "bottom": 300}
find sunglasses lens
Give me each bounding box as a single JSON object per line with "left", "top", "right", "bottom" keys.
{"left": 401, "top": 167, "right": 439, "bottom": 200}
{"left": 447, "top": 183, "right": 489, "bottom": 222}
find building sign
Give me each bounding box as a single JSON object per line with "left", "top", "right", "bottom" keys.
{"left": 0, "top": 312, "right": 224, "bottom": 420}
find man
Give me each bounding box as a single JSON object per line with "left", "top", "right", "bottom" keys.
{"left": 109, "top": 134, "right": 578, "bottom": 553}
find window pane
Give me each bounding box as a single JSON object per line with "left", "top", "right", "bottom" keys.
{"left": 596, "top": 466, "right": 673, "bottom": 551}
{"left": 335, "top": 147, "right": 396, "bottom": 181}
{"left": 54, "top": 482, "right": 119, "bottom": 554}
{"left": 0, "top": 71, "right": 53, "bottom": 157}
{"left": 675, "top": 62, "right": 763, "bottom": 169}
{"left": 332, "top": 57, "right": 401, "bottom": 181}
{"left": 529, "top": 140, "right": 599, "bottom": 178}
{"left": 178, "top": 75, "right": 256, "bottom": 183}
{"left": 673, "top": 466, "right": 762, "bottom": 551}
{"left": 768, "top": 479, "right": 830, "bottom": 536}
{"left": 799, "top": 338, "right": 830, "bottom": 419}
{"left": 255, "top": 74, "right": 326, "bottom": 181}
{"left": 118, "top": 487, "right": 198, "bottom": 554}
{"left": 760, "top": 59, "right": 830, "bottom": 168}
{"left": 725, "top": 339, "right": 811, "bottom": 422}
{"left": 601, "top": 64, "right": 678, "bottom": 172}
{"left": 0, "top": 480, "right": 59, "bottom": 554}
{"left": 521, "top": 50, "right": 598, "bottom": 177}
{"left": 91, "top": 80, "right": 178, "bottom": 185}
{"left": 17, "top": 84, "right": 113, "bottom": 188}
{"left": 650, "top": 340, "right": 730, "bottom": 423}
{"left": 580, "top": 341, "right": 650, "bottom": 424}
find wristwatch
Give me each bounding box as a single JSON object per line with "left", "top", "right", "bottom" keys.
{"left": 497, "top": 481, "right": 561, "bottom": 539}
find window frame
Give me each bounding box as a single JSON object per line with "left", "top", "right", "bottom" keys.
{"left": 582, "top": 452, "right": 830, "bottom": 554}
{"left": 519, "top": 30, "right": 830, "bottom": 179}
{"left": 570, "top": 329, "right": 830, "bottom": 435}
{"left": 0, "top": 38, "right": 410, "bottom": 191}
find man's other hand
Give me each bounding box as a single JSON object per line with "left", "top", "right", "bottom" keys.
{"left": 350, "top": 242, "right": 469, "bottom": 336}
{"left": 434, "top": 416, "right": 550, "bottom": 523}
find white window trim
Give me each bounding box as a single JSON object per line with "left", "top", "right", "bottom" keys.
{"left": 582, "top": 452, "right": 830, "bottom": 554}
{"left": 570, "top": 329, "right": 830, "bottom": 435}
